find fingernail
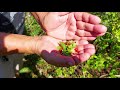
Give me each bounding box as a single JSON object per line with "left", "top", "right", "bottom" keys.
{"left": 68, "top": 62, "right": 73, "bottom": 66}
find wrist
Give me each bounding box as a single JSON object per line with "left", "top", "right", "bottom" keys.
{"left": 27, "top": 36, "right": 43, "bottom": 55}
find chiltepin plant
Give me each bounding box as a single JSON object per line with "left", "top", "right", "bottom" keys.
{"left": 57, "top": 40, "right": 77, "bottom": 56}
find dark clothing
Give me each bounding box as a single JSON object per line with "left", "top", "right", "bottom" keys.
{"left": 0, "top": 12, "right": 25, "bottom": 61}
{"left": 0, "top": 12, "right": 25, "bottom": 34}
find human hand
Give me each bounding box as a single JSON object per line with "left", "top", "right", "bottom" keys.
{"left": 32, "top": 36, "right": 95, "bottom": 67}
{"left": 36, "top": 12, "right": 107, "bottom": 40}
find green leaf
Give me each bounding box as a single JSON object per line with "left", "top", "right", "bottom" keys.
{"left": 62, "top": 51, "right": 71, "bottom": 56}
{"left": 19, "top": 67, "right": 32, "bottom": 73}
{"left": 72, "top": 43, "right": 76, "bottom": 48}
{"left": 59, "top": 42, "right": 67, "bottom": 51}
{"left": 58, "top": 41, "right": 77, "bottom": 56}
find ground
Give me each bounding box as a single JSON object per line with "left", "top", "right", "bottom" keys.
{"left": 18, "top": 12, "right": 120, "bottom": 78}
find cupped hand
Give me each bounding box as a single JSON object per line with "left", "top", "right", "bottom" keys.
{"left": 38, "top": 12, "right": 107, "bottom": 40}
{"left": 33, "top": 36, "right": 95, "bottom": 67}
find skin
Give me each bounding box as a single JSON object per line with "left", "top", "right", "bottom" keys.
{"left": 31, "top": 12, "right": 107, "bottom": 40}
{"left": 0, "top": 33, "right": 95, "bottom": 67}
{"left": 0, "top": 12, "right": 107, "bottom": 67}
{"left": 34, "top": 36, "right": 95, "bottom": 66}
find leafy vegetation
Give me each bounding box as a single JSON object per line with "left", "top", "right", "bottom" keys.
{"left": 57, "top": 41, "right": 77, "bottom": 56}
{"left": 19, "top": 12, "right": 120, "bottom": 78}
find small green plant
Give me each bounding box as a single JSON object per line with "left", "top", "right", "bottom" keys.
{"left": 57, "top": 40, "right": 77, "bottom": 56}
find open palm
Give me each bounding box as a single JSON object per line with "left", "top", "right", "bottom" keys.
{"left": 40, "top": 12, "right": 107, "bottom": 40}
{"left": 35, "top": 36, "right": 95, "bottom": 67}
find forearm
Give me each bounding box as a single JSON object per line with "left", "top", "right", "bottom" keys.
{"left": 0, "top": 32, "right": 39, "bottom": 56}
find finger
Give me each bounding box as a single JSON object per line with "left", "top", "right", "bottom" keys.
{"left": 76, "top": 44, "right": 95, "bottom": 54}
{"left": 76, "top": 30, "right": 106, "bottom": 37}
{"left": 76, "top": 29, "right": 94, "bottom": 37}
{"left": 72, "top": 55, "right": 80, "bottom": 65}
{"left": 74, "top": 12, "right": 101, "bottom": 24}
{"left": 79, "top": 53, "right": 91, "bottom": 62}
{"left": 97, "top": 33, "right": 106, "bottom": 36}
{"left": 73, "top": 35, "right": 81, "bottom": 40}
{"left": 94, "top": 25, "right": 107, "bottom": 33}
{"left": 73, "top": 34, "right": 96, "bottom": 41}
{"left": 79, "top": 48, "right": 95, "bottom": 62}
{"left": 81, "top": 37, "right": 96, "bottom": 40}
{"left": 76, "top": 21, "right": 107, "bottom": 33}
{"left": 75, "top": 40, "right": 89, "bottom": 45}
{"left": 80, "top": 36, "right": 96, "bottom": 40}
{"left": 75, "top": 43, "right": 94, "bottom": 52}
{"left": 84, "top": 44, "right": 95, "bottom": 49}
{"left": 61, "top": 40, "right": 89, "bottom": 65}
{"left": 84, "top": 44, "right": 96, "bottom": 55}
{"left": 75, "top": 44, "right": 95, "bottom": 62}
{"left": 84, "top": 48, "right": 96, "bottom": 56}
{"left": 76, "top": 45, "right": 84, "bottom": 51}
{"left": 78, "top": 39, "right": 89, "bottom": 45}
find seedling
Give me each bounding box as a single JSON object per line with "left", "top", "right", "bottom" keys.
{"left": 57, "top": 40, "right": 77, "bottom": 56}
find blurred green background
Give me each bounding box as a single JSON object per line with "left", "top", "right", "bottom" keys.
{"left": 19, "top": 12, "right": 120, "bottom": 78}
